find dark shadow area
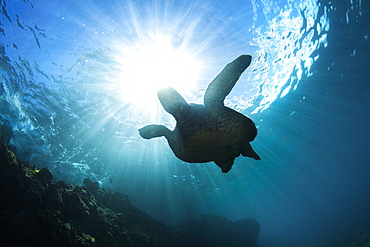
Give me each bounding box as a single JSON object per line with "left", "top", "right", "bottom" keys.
{"left": 0, "top": 139, "right": 260, "bottom": 247}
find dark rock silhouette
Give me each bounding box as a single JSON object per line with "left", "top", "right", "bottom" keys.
{"left": 176, "top": 214, "right": 260, "bottom": 247}
{"left": 0, "top": 122, "right": 13, "bottom": 144}
{"left": 0, "top": 138, "right": 260, "bottom": 247}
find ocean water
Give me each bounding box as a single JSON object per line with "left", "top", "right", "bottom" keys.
{"left": 1, "top": 0, "right": 369, "bottom": 246}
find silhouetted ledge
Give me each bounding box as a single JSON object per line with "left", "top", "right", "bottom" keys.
{"left": 0, "top": 139, "right": 260, "bottom": 247}
{"left": 175, "top": 214, "right": 260, "bottom": 247}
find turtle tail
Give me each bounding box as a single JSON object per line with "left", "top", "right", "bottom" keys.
{"left": 139, "top": 125, "right": 172, "bottom": 139}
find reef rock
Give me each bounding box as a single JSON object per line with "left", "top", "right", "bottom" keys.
{"left": 0, "top": 139, "right": 260, "bottom": 247}
{"left": 175, "top": 214, "right": 260, "bottom": 247}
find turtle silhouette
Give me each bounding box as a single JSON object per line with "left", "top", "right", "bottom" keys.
{"left": 139, "top": 55, "right": 260, "bottom": 173}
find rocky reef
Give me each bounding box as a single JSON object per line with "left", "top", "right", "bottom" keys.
{"left": 0, "top": 139, "right": 260, "bottom": 247}
{"left": 175, "top": 214, "right": 260, "bottom": 247}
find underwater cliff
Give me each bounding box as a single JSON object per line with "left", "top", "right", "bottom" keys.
{"left": 0, "top": 139, "right": 260, "bottom": 247}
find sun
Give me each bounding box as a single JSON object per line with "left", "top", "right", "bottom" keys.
{"left": 115, "top": 35, "right": 201, "bottom": 115}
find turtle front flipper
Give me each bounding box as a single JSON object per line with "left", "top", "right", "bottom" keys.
{"left": 204, "top": 55, "right": 252, "bottom": 110}
{"left": 158, "top": 87, "right": 190, "bottom": 120}
{"left": 139, "top": 125, "right": 171, "bottom": 139}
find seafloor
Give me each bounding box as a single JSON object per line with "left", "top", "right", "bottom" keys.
{"left": 0, "top": 138, "right": 260, "bottom": 247}
{"left": 1, "top": 137, "right": 370, "bottom": 247}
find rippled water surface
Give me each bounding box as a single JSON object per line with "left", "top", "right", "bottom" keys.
{"left": 1, "top": 0, "right": 369, "bottom": 246}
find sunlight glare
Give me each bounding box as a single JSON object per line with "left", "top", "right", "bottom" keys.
{"left": 117, "top": 35, "right": 201, "bottom": 115}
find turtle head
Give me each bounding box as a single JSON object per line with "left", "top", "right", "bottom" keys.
{"left": 139, "top": 125, "right": 171, "bottom": 139}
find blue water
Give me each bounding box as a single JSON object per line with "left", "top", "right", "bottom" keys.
{"left": 1, "top": 0, "right": 369, "bottom": 246}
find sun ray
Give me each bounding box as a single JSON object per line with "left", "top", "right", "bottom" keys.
{"left": 112, "top": 34, "right": 202, "bottom": 117}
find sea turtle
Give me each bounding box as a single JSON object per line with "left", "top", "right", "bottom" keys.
{"left": 139, "top": 55, "right": 260, "bottom": 173}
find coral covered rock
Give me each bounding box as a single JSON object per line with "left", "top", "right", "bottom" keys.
{"left": 0, "top": 139, "right": 260, "bottom": 247}
{"left": 0, "top": 139, "right": 174, "bottom": 246}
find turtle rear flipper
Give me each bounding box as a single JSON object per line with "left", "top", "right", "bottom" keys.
{"left": 241, "top": 142, "right": 261, "bottom": 160}
{"left": 204, "top": 55, "right": 252, "bottom": 111}
{"left": 215, "top": 158, "right": 235, "bottom": 173}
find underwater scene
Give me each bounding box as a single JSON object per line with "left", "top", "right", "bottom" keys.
{"left": 1, "top": 0, "right": 369, "bottom": 246}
